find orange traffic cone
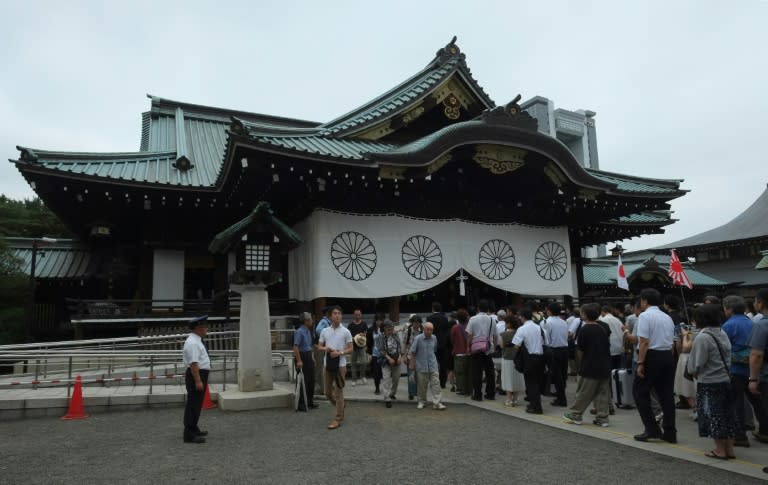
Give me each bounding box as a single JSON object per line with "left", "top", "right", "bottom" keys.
{"left": 202, "top": 383, "right": 217, "bottom": 410}
{"left": 62, "top": 375, "right": 88, "bottom": 420}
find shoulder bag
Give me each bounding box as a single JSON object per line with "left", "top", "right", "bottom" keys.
{"left": 471, "top": 317, "right": 494, "bottom": 355}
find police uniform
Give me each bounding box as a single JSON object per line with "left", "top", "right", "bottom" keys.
{"left": 183, "top": 315, "right": 211, "bottom": 443}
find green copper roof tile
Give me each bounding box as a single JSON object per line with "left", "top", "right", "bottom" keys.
{"left": 8, "top": 239, "right": 92, "bottom": 279}
{"left": 586, "top": 169, "right": 682, "bottom": 195}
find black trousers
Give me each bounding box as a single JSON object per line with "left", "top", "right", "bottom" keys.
{"left": 184, "top": 368, "right": 209, "bottom": 439}
{"left": 437, "top": 348, "right": 451, "bottom": 388}
{"left": 471, "top": 352, "right": 495, "bottom": 399}
{"left": 370, "top": 357, "right": 383, "bottom": 390}
{"left": 731, "top": 374, "right": 768, "bottom": 436}
{"left": 633, "top": 349, "right": 676, "bottom": 434}
{"left": 551, "top": 347, "right": 569, "bottom": 404}
{"left": 298, "top": 351, "right": 316, "bottom": 408}
{"left": 524, "top": 354, "right": 545, "bottom": 411}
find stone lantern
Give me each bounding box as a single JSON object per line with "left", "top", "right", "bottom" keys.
{"left": 208, "top": 202, "right": 301, "bottom": 408}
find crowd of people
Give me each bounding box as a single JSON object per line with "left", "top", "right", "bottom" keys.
{"left": 291, "top": 289, "right": 768, "bottom": 465}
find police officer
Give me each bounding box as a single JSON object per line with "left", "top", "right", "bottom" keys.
{"left": 183, "top": 315, "right": 211, "bottom": 443}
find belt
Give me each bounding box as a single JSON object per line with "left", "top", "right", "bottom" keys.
{"left": 648, "top": 348, "right": 672, "bottom": 352}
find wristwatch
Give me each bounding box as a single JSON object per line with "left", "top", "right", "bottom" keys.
{"left": 749, "top": 378, "right": 759, "bottom": 382}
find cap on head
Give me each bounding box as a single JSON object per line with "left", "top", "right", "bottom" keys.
{"left": 383, "top": 321, "right": 394, "bottom": 329}
{"left": 188, "top": 315, "right": 209, "bottom": 330}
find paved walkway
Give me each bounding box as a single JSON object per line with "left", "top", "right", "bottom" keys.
{"left": 1, "top": 376, "right": 767, "bottom": 481}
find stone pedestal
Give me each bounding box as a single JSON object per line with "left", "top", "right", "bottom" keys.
{"left": 232, "top": 283, "right": 273, "bottom": 392}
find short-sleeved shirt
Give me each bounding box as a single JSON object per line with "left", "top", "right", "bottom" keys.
{"left": 467, "top": 313, "right": 499, "bottom": 356}
{"left": 183, "top": 333, "right": 210, "bottom": 370}
{"left": 293, "top": 325, "right": 313, "bottom": 352}
{"left": 547, "top": 317, "right": 569, "bottom": 348}
{"left": 409, "top": 333, "right": 439, "bottom": 373}
{"left": 722, "top": 314, "right": 753, "bottom": 377}
{"left": 315, "top": 316, "right": 330, "bottom": 338}
{"left": 747, "top": 316, "right": 768, "bottom": 382}
{"left": 600, "top": 313, "right": 625, "bottom": 356}
{"left": 636, "top": 306, "right": 674, "bottom": 350}
{"left": 319, "top": 325, "right": 353, "bottom": 367}
{"left": 512, "top": 321, "right": 545, "bottom": 355}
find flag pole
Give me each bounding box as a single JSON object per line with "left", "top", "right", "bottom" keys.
{"left": 679, "top": 286, "right": 690, "bottom": 324}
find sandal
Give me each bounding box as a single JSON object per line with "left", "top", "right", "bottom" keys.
{"left": 327, "top": 421, "right": 341, "bottom": 430}
{"left": 704, "top": 450, "right": 728, "bottom": 460}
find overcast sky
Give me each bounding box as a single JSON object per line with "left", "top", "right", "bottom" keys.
{"left": 1, "top": 0, "right": 765, "bottom": 251}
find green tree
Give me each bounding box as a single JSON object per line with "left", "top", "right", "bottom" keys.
{"left": 0, "top": 237, "right": 28, "bottom": 344}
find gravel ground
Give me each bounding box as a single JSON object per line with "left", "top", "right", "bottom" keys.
{"left": 0, "top": 402, "right": 759, "bottom": 484}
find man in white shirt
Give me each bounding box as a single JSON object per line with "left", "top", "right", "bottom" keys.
{"left": 466, "top": 300, "right": 498, "bottom": 401}
{"left": 600, "top": 305, "right": 626, "bottom": 370}
{"left": 318, "top": 306, "right": 353, "bottom": 430}
{"left": 512, "top": 306, "right": 546, "bottom": 414}
{"left": 183, "top": 315, "right": 211, "bottom": 444}
{"left": 633, "top": 288, "right": 677, "bottom": 444}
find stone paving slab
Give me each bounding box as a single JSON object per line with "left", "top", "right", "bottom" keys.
{"left": 2, "top": 377, "right": 767, "bottom": 480}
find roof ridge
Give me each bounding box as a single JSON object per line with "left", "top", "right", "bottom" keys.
{"left": 147, "top": 94, "right": 321, "bottom": 128}
{"left": 585, "top": 167, "right": 684, "bottom": 187}
{"left": 14, "top": 146, "right": 176, "bottom": 163}
{"left": 319, "top": 36, "right": 494, "bottom": 137}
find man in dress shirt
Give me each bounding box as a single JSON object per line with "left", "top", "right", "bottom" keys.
{"left": 182, "top": 315, "right": 211, "bottom": 444}
{"left": 633, "top": 288, "right": 677, "bottom": 443}
{"left": 512, "top": 306, "right": 546, "bottom": 414}
{"left": 546, "top": 303, "right": 570, "bottom": 407}
{"left": 408, "top": 322, "right": 447, "bottom": 410}
{"left": 318, "top": 306, "right": 353, "bottom": 430}
{"left": 292, "top": 312, "right": 317, "bottom": 411}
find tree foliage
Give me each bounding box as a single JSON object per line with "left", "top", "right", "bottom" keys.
{"left": 0, "top": 196, "right": 69, "bottom": 344}
{"left": 0, "top": 195, "right": 72, "bottom": 238}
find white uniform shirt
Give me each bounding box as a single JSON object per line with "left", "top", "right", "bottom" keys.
{"left": 636, "top": 306, "right": 674, "bottom": 351}
{"left": 319, "top": 325, "right": 353, "bottom": 367}
{"left": 183, "top": 333, "right": 211, "bottom": 370}
{"left": 601, "top": 313, "right": 625, "bottom": 356}
{"left": 511, "top": 320, "right": 545, "bottom": 355}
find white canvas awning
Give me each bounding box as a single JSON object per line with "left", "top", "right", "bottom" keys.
{"left": 288, "top": 210, "right": 574, "bottom": 300}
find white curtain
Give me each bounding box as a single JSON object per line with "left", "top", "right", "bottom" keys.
{"left": 288, "top": 210, "right": 573, "bottom": 300}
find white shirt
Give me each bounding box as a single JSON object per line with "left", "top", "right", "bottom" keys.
{"left": 511, "top": 320, "right": 545, "bottom": 355}
{"left": 467, "top": 313, "right": 499, "bottom": 356}
{"left": 600, "top": 313, "right": 625, "bottom": 356}
{"left": 496, "top": 320, "right": 506, "bottom": 338}
{"left": 319, "top": 324, "right": 353, "bottom": 367}
{"left": 183, "top": 333, "right": 210, "bottom": 370}
{"left": 636, "top": 306, "right": 674, "bottom": 351}
{"left": 547, "top": 317, "right": 569, "bottom": 348}
{"left": 754, "top": 313, "right": 765, "bottom": 324}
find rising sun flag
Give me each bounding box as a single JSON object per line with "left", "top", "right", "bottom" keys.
{"left": 668, "top": 249, "right": 693, "bottom": 289}
{"left": 617, "top": 254, "right": 629, "bottom": 291}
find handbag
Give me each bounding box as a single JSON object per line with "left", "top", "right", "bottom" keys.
{"left": 513, "top": 344, "right": 527, "bottom": 373}
{"left": 294, "top": 369, "right": 308, "bottom": 412}
{"left": 326, "top": 353, "right": 341, "bottom": 371}
{"left": 540, "top": 327, "right": 553, "bottom": 360}
{"left": 471, "top": 317, "right": 494, "bottom": 355}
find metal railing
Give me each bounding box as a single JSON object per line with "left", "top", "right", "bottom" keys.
{"left": 0, "top": 330, "right": 297, "bottom": 395}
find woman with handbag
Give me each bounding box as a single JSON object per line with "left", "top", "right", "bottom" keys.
{"left": 686, "top": 304, "right": 737, "bottom": 460}
{"left": 500, "top": 314, "right": 525, "bottom": 406}
{"left": 673, "top": 325, "right": 697, "bottom": 417}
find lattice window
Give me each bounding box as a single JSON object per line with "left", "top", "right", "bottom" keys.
{"left": 245, "top": 244, "right": 270, "bottom": 271}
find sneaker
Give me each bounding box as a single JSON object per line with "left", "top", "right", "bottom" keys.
{"left": 351, "top": 380, "right": 357, "bottom": 387}
{"left": 504, "top": 400, "right": 514, "bottom": 407}
{"left": 450, "top": 385, "right": 456, "bottom": 392}
{"left": 593, "top": 419, "right": 610, "bottom": 428}
{"left": 433, "top": 403, "right": 447, "bottom": 410}
{"left": 385, "top": 401, "right": 392, "bottom": 408}
{"left": 511, "top": 399, "right": 519, "bottom": 407}
{"left": 362, "top": 378, "right": 367, "bottom": 385}
{"left": 417, "top": 401, "right": 425, "bottom": 409}
{"left": 563, "top": 412, "right": 582, "bottom": 425}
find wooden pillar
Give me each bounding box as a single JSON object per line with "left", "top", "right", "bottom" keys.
{"left": 388, "top": 296, "right": 400, "bottom": 323}
{"left": 312, "top": 297, "right": 327, "bottom": 322}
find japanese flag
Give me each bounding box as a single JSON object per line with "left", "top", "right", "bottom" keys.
{"left": 617, "top": 254, "right": 629, "bottom": 291}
